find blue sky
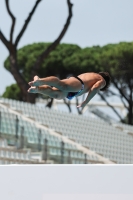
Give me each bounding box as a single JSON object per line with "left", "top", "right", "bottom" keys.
{"left": 1, "top": 0, "right": 133, "bottom": 95}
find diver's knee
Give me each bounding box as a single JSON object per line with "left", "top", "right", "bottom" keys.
{"left": 60, "top": 81, "right": 69, "bottom": 91}
{"left": 54, "top": 94, "right": 62, "bottom": 100}
{"left": 53, "top": 91, "right": 65, "bottom": 100}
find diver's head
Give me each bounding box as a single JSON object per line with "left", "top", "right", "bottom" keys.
{"left": 98, "top": 72, "right": 111, "bottom": 91}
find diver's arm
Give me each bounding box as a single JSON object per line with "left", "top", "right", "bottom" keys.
{"left": 77, "top": 80, "right": 104, "bottom": 109}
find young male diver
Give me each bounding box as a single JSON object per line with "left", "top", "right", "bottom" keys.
{"left": 28, "top": 72, "right": 111, "bottom": 109}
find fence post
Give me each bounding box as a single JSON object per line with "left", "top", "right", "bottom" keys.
{"left": 61, "top": 141, "right": 64, "bottom": 164}
{"left": 15, "top": 115, "right": 19, "bottom": 139}
{"left": 84, "top": 153, "right": 87, "bottom": 164}
{"left": 67, "top": 150, "right": 72, "bottom": 164}
{"left": 38, "top": 129, "right": 42, "bottom": 151}
{"left": 42, "top": 138, "right": 48, "bottom": 162}
{"left": 15, "top": 115, "right": 19, "bottom": 148}
{"left": 0, "top": 111, "right": 1, "bottom": 137}
{"left": 20, "top": 126, "right": 24, "bottom": 149}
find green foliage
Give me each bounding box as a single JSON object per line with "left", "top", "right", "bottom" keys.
{"left": 4, "top": 43, "right": 81, "bottom": 80}
{"left": 99, "top": 42, "right": 133, "bottom": 77}
{"left": 2, "top": 84, "right": 23, "bottom": 101}
{"left": 4, "top": 41, "right": 133, "bottom": 82}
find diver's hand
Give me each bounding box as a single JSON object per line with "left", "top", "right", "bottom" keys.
{"left": 77, "top": 101, "right": 87, "bottom": 109}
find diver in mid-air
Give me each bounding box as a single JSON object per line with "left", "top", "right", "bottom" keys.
{"left": 28, "top": 72, "right": 111, "bottom": 109}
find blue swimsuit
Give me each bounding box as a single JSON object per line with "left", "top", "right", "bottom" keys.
{"left": 66, "top": 76, "right": 84, "bottom": 100}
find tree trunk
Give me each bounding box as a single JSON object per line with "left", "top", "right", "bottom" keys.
{"left": 46, "top": 98, "right": 54, "bottom": 108}
{"left": 76, "top": 97, "right": 82, "bottom": 114}
{"left": 63, "top": 98, "right": 72, "bottom": 112}
{"left": 24, "top": 93, "right": 36, "bottom": 103}
{"left": 1, "top": 0, "right": 73, "bottom": 104}
{"left": 9, "top": 51, "right": 36, "bottom": 103}
{"left": 128, "top": 103, "right": 133, "bottom": 125}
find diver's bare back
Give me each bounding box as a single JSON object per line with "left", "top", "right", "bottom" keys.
{"left": 76, "top": 72, "right": 105, "bottom": 96}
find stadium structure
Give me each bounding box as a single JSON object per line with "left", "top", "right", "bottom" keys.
{"left": 0, "top": 97, "right": 133, "bottom": 164}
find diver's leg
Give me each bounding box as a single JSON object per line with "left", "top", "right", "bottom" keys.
{"left": 29, "top": 76, "right": 82, "bottom": 92}
{"left": 28, "top": 85, "right": 67, "bottom": 100}
{"left": 29, "top": 76, "right": 68, "bottom": 91}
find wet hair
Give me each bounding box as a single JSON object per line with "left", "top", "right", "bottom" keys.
{"left": 98, "top": 72, "right": 111, "bottom": 91}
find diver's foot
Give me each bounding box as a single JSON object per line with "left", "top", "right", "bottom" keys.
{"left": 28, "top": 75, "right": 41, "bottom": 86}
{"left": 27, "top": 86, "right": 38, "bottom": 93}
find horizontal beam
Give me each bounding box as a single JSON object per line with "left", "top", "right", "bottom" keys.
{"left": 36, "top": 98, "right": 125, "bottom": 109}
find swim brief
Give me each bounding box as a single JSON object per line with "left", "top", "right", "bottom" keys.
{"left": 66, "top": 76, "right": 84, "bottom": 100}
